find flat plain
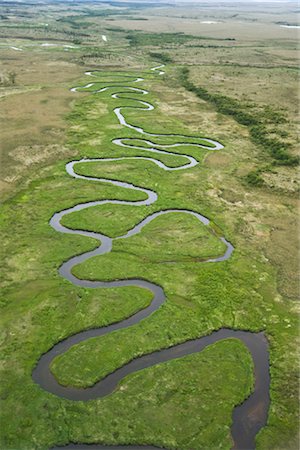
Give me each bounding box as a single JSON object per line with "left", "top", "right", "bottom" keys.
{"left": 0, "top": 1, "right": 299, "bottom": 450}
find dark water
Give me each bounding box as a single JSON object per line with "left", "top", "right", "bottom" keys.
{"left": 33, "top": 67, "right": 270, "bottom": 450}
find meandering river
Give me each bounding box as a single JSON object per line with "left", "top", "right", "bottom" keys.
{"left": 33, "top": 65, "right": 270, "bottom": 450}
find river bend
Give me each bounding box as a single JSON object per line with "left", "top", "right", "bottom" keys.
{"left": 32, "top": 65, "right": 270, "bottom": 450}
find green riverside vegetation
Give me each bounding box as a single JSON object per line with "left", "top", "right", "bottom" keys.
{"left": 0, "top": 3, "right": 299, "bottom": 449}
{"left": 1, "top": 66, "right": 298, "bottom": 450}
{"left": 179, "top": 67, "right": 299, "bottom": 177}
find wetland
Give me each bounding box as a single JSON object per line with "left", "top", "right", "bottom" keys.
{"left": 0, "top": 1, "right": 299, "bottom": 450}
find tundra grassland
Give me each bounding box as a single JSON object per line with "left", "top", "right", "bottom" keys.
{"left": 0, "top": 2, "right": 299, "bottom": 450}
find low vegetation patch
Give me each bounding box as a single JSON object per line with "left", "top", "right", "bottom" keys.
{"left": 179, "top": 67, "right": 299, "bottom": 169}
{"left": 0, "top": 3, "right": 299, "bottom": 450}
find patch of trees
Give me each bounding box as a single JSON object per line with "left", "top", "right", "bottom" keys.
{"left": 0, "top": 71, "right": 17, "bottom": 86}
{"left": 179, "top": 67, "right": 299, "bottom": 168}
{"left": 245, "top": 169, "right": 264, "bottom": 186}
{"left": 56, "top": 17, "right": 90, "bottom": 29}
{"left": 127, "top": 31, "right": 234, "bottom": 47}
{"left": 149, "top": 52, "right": 173, "bottom": 64}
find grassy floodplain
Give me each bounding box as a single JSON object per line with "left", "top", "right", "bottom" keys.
{"left": 0, "top": 1, "right": 299, "bottom": 450}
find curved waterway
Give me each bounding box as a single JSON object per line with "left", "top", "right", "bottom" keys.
{"left": 33, "top": 65, "right": 270, "bottom": 450}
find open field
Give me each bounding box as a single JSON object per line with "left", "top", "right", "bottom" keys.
{"left": 0, "top": 48, "right": 83, "bottom": 198}
{"left": 0, "top": 2, "right": 299, "bottom": 450}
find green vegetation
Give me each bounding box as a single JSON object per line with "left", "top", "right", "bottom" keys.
{"left": 0, "top": 2, "right": 299, "bottom": 450}
{"left": 50, "top": 340, "right": 254, "bottom": 450}
{"left": 0, "top": 71, "right": 17, "bottom": 86}
{"left": 149, "top": 52, "right": 173, "bottom": 64}
{"left": 245, "top": 169, "right": 265, "bottom": 187}
{"left": 179, "top": 67, "right": 299, "bottom": 168}
{"left": 127, "top": 31, "right": 232, "bottom": 47}
{"left": 0, "top": 66, "right": 262, "bottom": 450}
{"left": 64, "top": 208, "right": 226, "bottom": 263}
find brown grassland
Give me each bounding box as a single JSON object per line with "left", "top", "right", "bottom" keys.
{"left": 0, "top": 1, "right": 299, "bottom": 449}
